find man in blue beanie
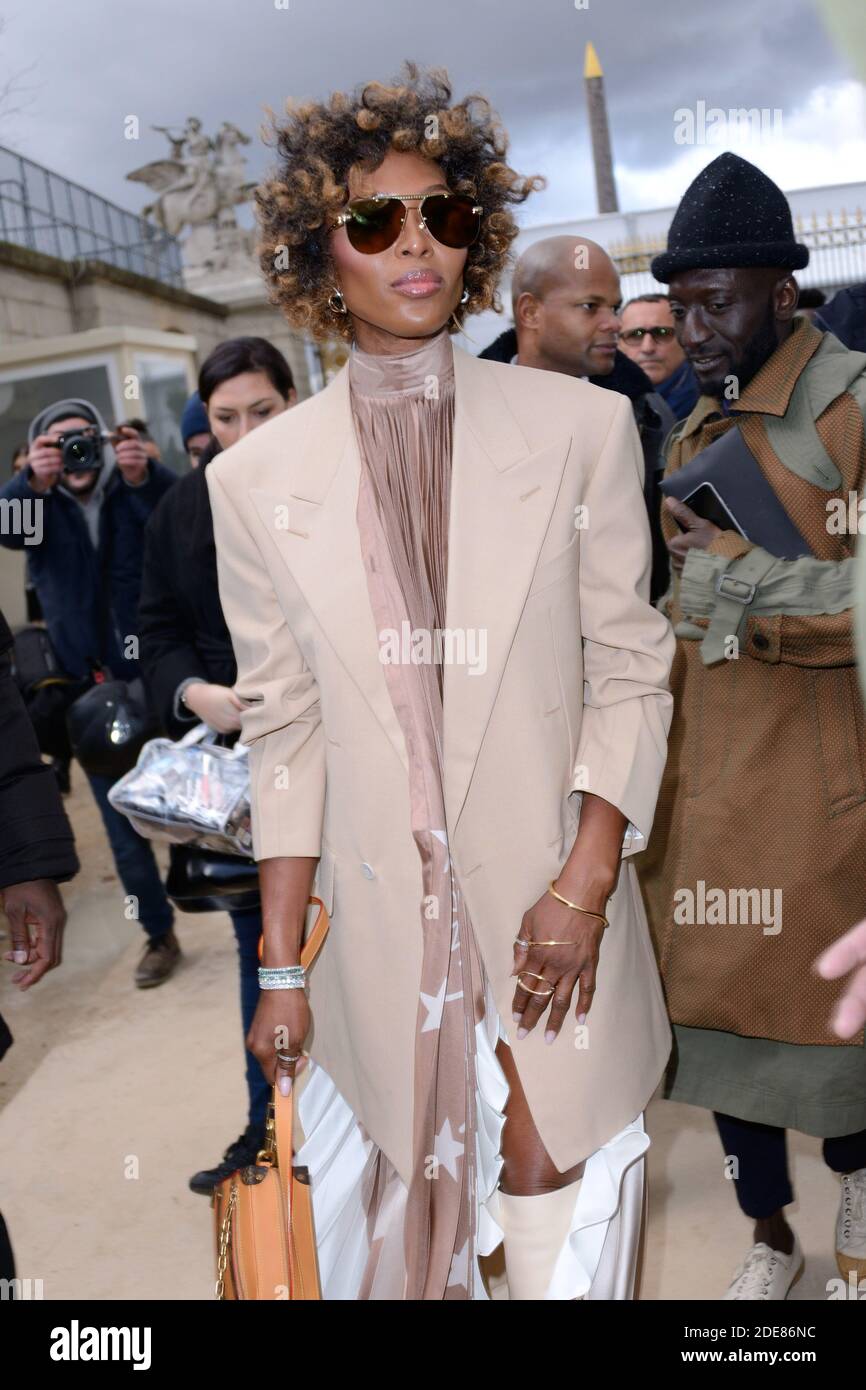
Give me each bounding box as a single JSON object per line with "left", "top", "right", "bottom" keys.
{"left": 180, "top": 392, "right": 212, "bottom": 467}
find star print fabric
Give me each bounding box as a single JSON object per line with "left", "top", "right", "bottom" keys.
{"left": 350, "top": 328, "right": 485, "bottom": 1299}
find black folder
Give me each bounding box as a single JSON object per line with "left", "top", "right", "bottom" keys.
{"left": 659, "top": 423, "right": 812, "bottom": 561}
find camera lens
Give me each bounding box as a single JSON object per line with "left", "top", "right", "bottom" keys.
{"left": 61, "top": 431, "right": 101, "bottom": 472}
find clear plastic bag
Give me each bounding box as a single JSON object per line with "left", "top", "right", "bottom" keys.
{"left": 107, "top": 723, "right": 253, "bottom": 856}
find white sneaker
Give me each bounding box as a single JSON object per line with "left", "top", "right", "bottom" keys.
{"left": 836, "top": 1168, "right": 866, "bottom": 1281}
{"left": 722, "top": 1237, "right": 804, "bottom": 1300}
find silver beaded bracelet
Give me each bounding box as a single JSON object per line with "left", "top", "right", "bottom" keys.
{"left": 258, "top": 965, "right": 307, "bottom": 990}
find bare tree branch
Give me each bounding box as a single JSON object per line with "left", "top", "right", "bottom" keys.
{"left": 0, "top": 15, "right": 38, "bottom": 135}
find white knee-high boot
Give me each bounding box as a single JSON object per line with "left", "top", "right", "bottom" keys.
{"left": 498, "top": 1179, "right": 582, "bottom": 1300}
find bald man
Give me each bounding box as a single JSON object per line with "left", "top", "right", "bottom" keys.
{"left": 480, "top": 236, "right": 672, "bottom": 601}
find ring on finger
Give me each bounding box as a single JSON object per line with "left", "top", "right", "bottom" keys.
{"left": 516, "top": 970, "right": 556, "bottom": 998}
{"left": 276, "top": 1051, "right": 301, "bottom": 1064}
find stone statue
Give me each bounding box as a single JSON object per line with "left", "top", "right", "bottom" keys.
{"left": 127, "top": 118, "right": 257, "bottom": 277}
{"left": 214, "top": 122, "right": 252, "bottom": 202}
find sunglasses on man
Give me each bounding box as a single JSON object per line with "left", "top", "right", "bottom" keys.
{"left": 619, "top": 326, "right": 677, "bottom": 343}
{"left": 330, "top": 191, "right": 483, "bottom": 255}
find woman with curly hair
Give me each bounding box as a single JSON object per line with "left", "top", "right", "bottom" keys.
{"left": 207, "top": 62, "right": 675, "bottom": 1301}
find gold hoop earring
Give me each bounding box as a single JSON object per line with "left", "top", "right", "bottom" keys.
{"left": 328, "top": 287, "right": 347, "bottom": 315}
{"left": 449, "top": 285, "right": 471, "bottom": 330}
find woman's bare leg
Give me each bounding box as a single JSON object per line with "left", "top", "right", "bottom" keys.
{"left": 496, "top": 1037, "right": 585, "bottom": 1193}
{"left": 494, "top": 1038, "right": 584, "bottom": 1298}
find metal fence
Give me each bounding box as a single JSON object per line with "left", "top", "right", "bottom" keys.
{"left": 0, "top": 144, "right": 184, "bottom": 286}
{"left": 610, "top": 206, "right": 866, "bottom": 301}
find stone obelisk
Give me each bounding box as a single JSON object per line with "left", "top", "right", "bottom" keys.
{"left": 584, "top": 41, "right": 619, "bottom": 214}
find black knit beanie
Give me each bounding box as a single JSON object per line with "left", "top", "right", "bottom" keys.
{"left": 651, "top": 152, "right": 809, "bottom": 283}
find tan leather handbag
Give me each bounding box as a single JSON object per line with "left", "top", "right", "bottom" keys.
{"left": 213, "top": 897, "right": 329, "bottom": 1300}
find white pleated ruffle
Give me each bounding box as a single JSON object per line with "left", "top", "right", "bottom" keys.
{"left": 294, "top": 985, "right": 648, "bottom": 1300}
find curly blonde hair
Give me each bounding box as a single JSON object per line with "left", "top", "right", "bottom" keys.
{"left": 255, "top": 61, "right": 545, "bottom": 342}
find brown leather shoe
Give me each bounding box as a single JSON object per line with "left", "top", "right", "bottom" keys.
{"left": 134, "top": 930, "right": 181, "bottom": 988}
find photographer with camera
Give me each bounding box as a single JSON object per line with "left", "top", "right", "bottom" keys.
{"left": 0, "top": 399, "right": 181, "bottom": 988}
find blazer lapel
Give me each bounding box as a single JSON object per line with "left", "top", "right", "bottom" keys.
{"left": 247, "top": 346, "right": 572, "bottom": 824}
{"left": 443, "top": 348, "right": 572, "bottom": 833}
{"left": 248, "top": 364, "right": 411, "bottom": 776}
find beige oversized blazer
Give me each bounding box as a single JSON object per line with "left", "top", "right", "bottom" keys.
{"left": 206, "top": 344, "right": 676, "bottom": 1183}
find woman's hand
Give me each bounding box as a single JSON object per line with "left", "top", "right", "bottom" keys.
{"left": 511, "top": 792, "right": 623, "bottom": 1043}
{"left": 183, "top": 681, "right": 244, "bottom": 734}
{"left": 247, "top": 988, "right": 311, "bottom": 1096}
{"left": 252, "top": 857, "right": 320, "bottom": 1094}
{"left": 512, "top": 886, "right": 606, "bottom": 1045}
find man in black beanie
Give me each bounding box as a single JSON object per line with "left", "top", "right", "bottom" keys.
{"left": 638, "top": 152, "right": 866, "bottom": 1299}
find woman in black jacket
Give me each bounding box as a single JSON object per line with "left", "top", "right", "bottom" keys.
{"left": 139, "top": 337, "right": 296, "bottom": 1193}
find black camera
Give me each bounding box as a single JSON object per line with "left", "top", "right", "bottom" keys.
{"left": 53, "top": 427, "right": 107, "bottom": 474}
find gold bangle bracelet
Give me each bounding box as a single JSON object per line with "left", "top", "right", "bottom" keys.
{"left": 548, "top": 881, "right": 608, "bottom": 925}
{"left": 514, "top": 937, "right": 583, "bottom": 948}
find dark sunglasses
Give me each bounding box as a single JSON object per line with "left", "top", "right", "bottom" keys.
{"left": 330, "top": 192, "right": 483, "bottom": 254}
{"left": 620, "top": 326, "right": 676, "bottom": 343}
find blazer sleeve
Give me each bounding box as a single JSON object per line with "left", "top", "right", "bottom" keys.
{"left": 571, "top": 395, "right": 676, "bottom": 855}
{"left": 206, "top": 466, "right": 325, "bottom": 860}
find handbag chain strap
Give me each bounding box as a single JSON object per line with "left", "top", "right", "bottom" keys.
{"left": 215, "top": 1182, "right": 238, "bottom": 1299}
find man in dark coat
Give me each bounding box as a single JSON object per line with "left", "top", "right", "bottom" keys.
{"left": 0, "top": 401, "right": 181, "bottom": 988}
{"left": 0, "top": 604, "right": 79, "bottom": 1282}
{"left": 815, "top": 282, "right": 866, "bottom": 353}
{"left": 619, "top": 293, "right": 701, "bottom": 421}
{"left": 479, "top": 236, "right": 673, "bottom": 603}
{"left": 0, "top": 399, "right": 176, "bottom": 682}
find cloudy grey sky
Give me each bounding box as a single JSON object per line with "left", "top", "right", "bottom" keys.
{"left": 0, "top": 0, "right": 862, "bottom": 229}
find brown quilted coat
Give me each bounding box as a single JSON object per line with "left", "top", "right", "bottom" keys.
{"left": 639, "top": 319, "right": 866, "bottom": 1046}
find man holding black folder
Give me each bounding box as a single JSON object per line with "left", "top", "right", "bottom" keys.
{"left": 638, "top": 153, "right": 866, "bottom": 1299}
